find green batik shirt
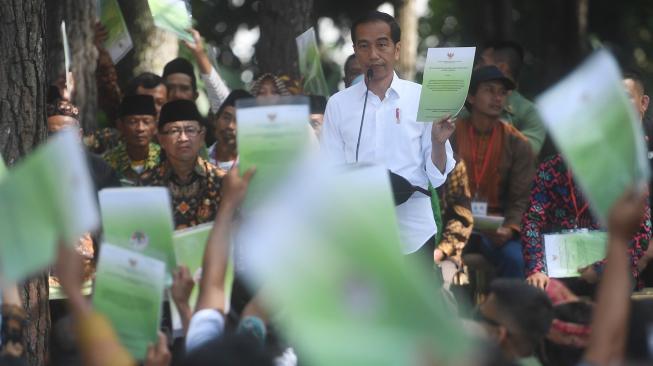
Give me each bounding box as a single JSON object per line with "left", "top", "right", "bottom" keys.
{"left": 103, "top": 142, "right": 161, "bottom": 186}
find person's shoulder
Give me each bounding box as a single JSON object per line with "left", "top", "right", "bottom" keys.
{"left": 501, "top": 120, "right": 530, "bottom": 143}
{"left": 199, "top": 157, "right": 226, "bottom": 179}
{"left": 508, "top": 90, "right": 538, "bottom": 113}
{"left": 329, "top": 83, "right": 363, "bottom": 103}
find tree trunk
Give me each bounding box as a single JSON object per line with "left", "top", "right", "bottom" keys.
{"left": 256, "top": 0, "right": 314, "bottom": 79}
{"left": 0, "top": 1, "right": 50, "bottom": 366}
{"left": 45, "top": 0, "right": 99, "bottom": 133}
{"left": 397, "top": 0, "right": 417, "bottom": 81}
{"left": 116, "top": 0, "right": 179, "bottom": 86}
{"left": 537, "top": 0, "right": 588, "bottom": 89}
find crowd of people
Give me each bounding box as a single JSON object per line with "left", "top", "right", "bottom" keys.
{"left": 1, "top": 9, "right": 653, "bottom": 366}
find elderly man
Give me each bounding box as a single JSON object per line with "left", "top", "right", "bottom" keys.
{"left": 103, "top": 94, "right": 161, "bottom": 186}
{"left": 142, "top": 100, "right": 224, "bottom": 229}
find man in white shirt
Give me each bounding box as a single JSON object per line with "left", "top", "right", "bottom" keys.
{"left": 321, "top": 11, "right": 456, "bottom": 262}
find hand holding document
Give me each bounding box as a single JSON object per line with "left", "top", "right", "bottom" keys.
{"left": 296, "top": 27, "right": 330, "bottom": 98}
{"left": 536, "top": 50, "right": 650, "bottom": 223}
{"left": 93, "top": 244, "right": 166, "bottom": 360}
{"left": 147, "top": 0, "right": 194, "bottom": 43}
{"left": 417, "top": 47, "right": 476, "bottom": 122}
{"left": 0, "top": 130, "right": 99, "bottom": 281}
{"left": 240, "top": 164, "right": 470, "bottom": 365}
{"left": 544, "top": 231, "right": 607, "bottom": 278}
{"left": 97, "top": 0, "right": 133, "bottom": 63}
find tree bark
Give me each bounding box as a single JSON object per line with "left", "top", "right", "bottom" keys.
{"left": 256, "top": 0, "right": 314, "bottom": 79}
{"left": 116, "top": 0, "right": 179, "bottom": 85}
{"left": 397, "top": 0, "right": 417, "bottom": 81}
{"left": 0, "top": 1, "right": 50, "bottom": 366}
{"left": 45, "top": 0, "right": 99, "bottom": 133}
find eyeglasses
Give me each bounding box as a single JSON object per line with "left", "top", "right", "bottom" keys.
{"left": 161, "top": 126, "right": 203, "bottom": 138}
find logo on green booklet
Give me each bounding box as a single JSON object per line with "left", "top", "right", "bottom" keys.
{"left": 130, "top": 231, "right": 149, "bottom": 250}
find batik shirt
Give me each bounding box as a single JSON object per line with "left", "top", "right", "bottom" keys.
{"left": 142, "top": 157, "right": 225, "bottom": 229}
{"left": 103, "top": 142, "right": 161, "bottom": 186}
{"left": 521, "top": 154, "right": 651, "bottom": 285}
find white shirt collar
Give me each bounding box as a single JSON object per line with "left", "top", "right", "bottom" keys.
{"left": 358, "top": 71, "right": 402, "bottom": 100}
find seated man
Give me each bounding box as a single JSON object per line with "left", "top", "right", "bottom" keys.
{"left": 522, "top": 154, "right": 651, "bottom": 292}
{"left": 454, "top": 66, "right": 536, "bottom": 279}
{"left": 142, "top": 100, "right": 224, "bottom": 229}
{"left": 475, "top": 279, "right": 554, "bottom": 364}
{"left": 103, "top": 95, "right": 161, "bottom": 186}
{"left": 476, "top": 41, "right": 547, "bottom": 155}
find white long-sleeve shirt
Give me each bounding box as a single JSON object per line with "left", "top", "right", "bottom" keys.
{"left": 320, "top": 73, "right": 455, "bottom": 254}
{"left": 200, "top": 68, "right": 231, "bottom": 113}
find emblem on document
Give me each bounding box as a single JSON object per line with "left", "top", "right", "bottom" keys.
{"left": 267, "top": 113, "right": 277, "bottom": 123}
{"left": 447, "top": 50, "right": 455, "bottom": 59}
{"left": 130, "top": 231, "right": 149, "bottom": 250}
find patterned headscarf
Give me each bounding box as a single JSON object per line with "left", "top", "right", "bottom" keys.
{"left": 46, "top": 99, "right": 80, "bottom": 120}
{"left": 250, "top": 73, "right": 292, "bottom": 97}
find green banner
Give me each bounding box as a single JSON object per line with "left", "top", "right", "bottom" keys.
{"left": 97, "top": 0, "right": 133, "bottom": 63}
{"left": 296, "top": 27, "right": 330, "bottom": 98}
{"left": 0, "top": 130, "right": 99, "bottom": 281}
{"left": 417, "top": 47, "right": 476, "bottom": 122}
{"left": 147, "top": 0, "right": 194, "bottom": 43}
{"left": 242, "top": 164, "right": 470, "bottom": 365}
{"left": 236, "top": 96, "right": 311, "bottom": 210}
{"left": 93, "top": 243, "right": 165, "bottom": 360}
{"left": 536, "top": 50, "right": 650, "bottom": 223}
{"left": 99, "top": 187, "right": 176, "bottom": 275}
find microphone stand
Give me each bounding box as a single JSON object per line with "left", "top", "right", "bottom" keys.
{"left": 355, "top": 68, "right": 374, "bottom": 163}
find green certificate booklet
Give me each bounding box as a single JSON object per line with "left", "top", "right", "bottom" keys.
{"left": 544, "top": 231, "right": 607, "bottom": 278}
{"left": 0, "top": 130, "right": 99, "bottom": 281}
{"left": 236, "top": 96, "right": 311, "bottom": 209}
{"left": 147, "top": 0, "right": 194, "bottom": 43}
{"left": 296, "top": 27, "right": 330, "bottom": 98}
{"left": 97, "top": 0, "right": 133, "bottom": 63}
{"left": 242, "top": 164, "right": 470, "bottom": 365}
{"left": 536, "top": 50, "right": 650, "bottom": 223}
{"left": 417, "top": 47, "right": 476, "bottom": 122}
{"left": 99, "top": 187, "right": 176, "bottom": 275}
{"left": 93, "top": 243, "right": 166, "bottom": 360}
{"left": 169, "top": 223, "right": 235, "bottom": 334}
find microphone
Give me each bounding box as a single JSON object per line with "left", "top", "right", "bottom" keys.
{"left": 355, "top": 68, "right": 374, "bottom": 162}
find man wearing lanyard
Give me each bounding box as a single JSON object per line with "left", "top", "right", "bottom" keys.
{"left": 453, "top": 66, "right": 535, "bottom": 279}
{"left": 522, "top": 154, "right": 651, "bottom": 291}
{"left": 321, "top": 11, "right": 456, "bottom": 263}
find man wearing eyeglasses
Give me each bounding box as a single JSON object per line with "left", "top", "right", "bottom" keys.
{"left": 142, "top": 99, "right": 225, "bottom": 229}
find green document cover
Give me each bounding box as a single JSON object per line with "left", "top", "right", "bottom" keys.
{"left": 243, "top": 164, "right": 471, "bottom": 365}
{"left": 417, "top": 47, "right": 476, "bottom": 122}
{"left": 99, "top": 187, "right": 176, "bottom": 275}
{"left": 236, "top": 96, "right": 311, "bottom": 209}
{"left": 296, "top": 27, "right": 330, "bottom": 98}
{"left": 544, "top": 231, "right": 607, "bottom": 278}
{"left": 0, "top": 155, "right": 6, "bottom": 180}
{"left": 536, "top": 50, "right": 650, "bottom": 223}
{"left": 0, "top": 130, "right": 99, "bottom": 281}
{"left": 147, "top": 0, "right": 194, "bottom": 43}
{"left": 61, "top": 20, "right": 73, "bottom": 88}
{"left": 169, "top": 223, "right": 235, "bottom": 334}
{"left": 97, "top": 0, "right": 133, "bottom": 63}
{"left": 93, "top": 243, "right": 166, "bottom": 360}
